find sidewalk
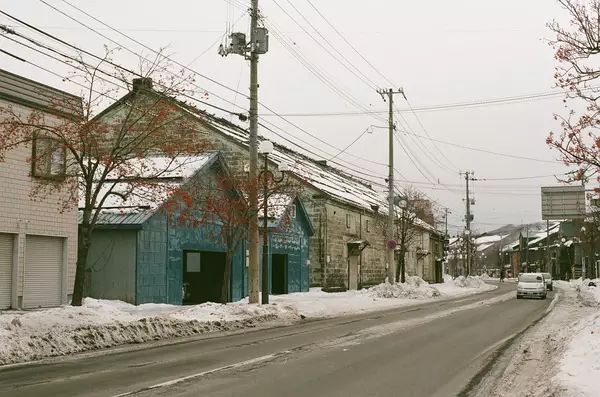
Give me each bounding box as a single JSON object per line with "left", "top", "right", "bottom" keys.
{"left": 477, "top": 278, "right": 600, "bottom": 397}
{"left": 0, "top": 275, "right": 494, "bottom": 366}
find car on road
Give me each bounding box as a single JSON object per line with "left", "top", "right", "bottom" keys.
{"left": 542, "top": 272, "right": 553, "bottom": 291}
{"left": 516, "top": 273, "right": 547, "bottom": 300}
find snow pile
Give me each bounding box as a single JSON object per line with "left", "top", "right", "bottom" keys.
{"left": 453, "top": 275, "right": 486, "bottom": 288}
{"left": 557, "top": 311, "right": 600, "bottom": 396}
{"left": 0, "top": 298, "right": 300, "bottom": 365}
{"left": 573, "top": 278, "right": 600, "bottom": 307}
{"left": 367, "top": 276, "right": 441, "bottom": 299}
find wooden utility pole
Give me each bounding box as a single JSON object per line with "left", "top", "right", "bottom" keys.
{"left": 377, "top": 88, "right": 404, "bottom": 283}
{"left": 247, "top": 0, "right": 260, "bottom": 303}
{"left": 461, "top": 171, "right": 475, "bottom": 276}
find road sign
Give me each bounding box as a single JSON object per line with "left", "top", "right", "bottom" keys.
{"left": 541, "top": 186, "right": 586, "bottom": 220}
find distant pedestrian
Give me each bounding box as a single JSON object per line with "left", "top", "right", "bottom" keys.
{"left": 500, "top": 268, "right": 505, "bottom": 283}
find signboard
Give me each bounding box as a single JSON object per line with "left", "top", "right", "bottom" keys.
{"left": 541, "top": 186, "right": 586, "bottom": 220}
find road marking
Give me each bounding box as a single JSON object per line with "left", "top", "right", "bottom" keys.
{"left": 112, "top": 351, "right": 291, "bottom": 397}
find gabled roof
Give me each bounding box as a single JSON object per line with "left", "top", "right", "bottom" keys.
{"left": 97, "top": 87, "right": 386, "bottom": 214}
{"left": 79, "top": 152, "right": 221, "bottom": 226}
{"left": 258, "top": 194, "right": 315, "bottom": 235}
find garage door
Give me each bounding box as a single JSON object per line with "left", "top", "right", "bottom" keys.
{"left": 0, "top": 233, "right": 13, "bottom": 309}
{"left": 24, "top": 235, "right": 63, "bottom": 308}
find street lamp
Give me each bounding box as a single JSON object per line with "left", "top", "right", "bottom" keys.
{"left": 393, "top": 195, "right": 408, "bottom": 282}
{"left": 258, "top": 140, "right": 288, "bottom": 304}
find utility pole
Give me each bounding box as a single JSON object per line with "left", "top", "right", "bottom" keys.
{"left": 443, "top": 208, "right": 451, "bottom": 276}
{"left": 220, "top": 0, "right": 269, "bottom": 303}
{"left": 461, "top": 171, "right": 475, "bottom": 276}
{"left": 525, "top": 225, "right": 529, "bottom": 272}
{"left": 546, "top": 220, "right": 550, "bottom": 273}
{"left": 377, "top": 88, "right": 405, "bottom": 283}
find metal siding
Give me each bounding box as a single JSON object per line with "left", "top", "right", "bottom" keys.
{"left": 86, "top": 230, "right": 137, "bottom": 303}
{"left": 0, "top": 69, "right": 81, "bottom": 118}
{"left": 23, "top": 235, "right": 63, "bottom": 308}
{"left": 0, "top": 233, "right": 13, "bottom": 309}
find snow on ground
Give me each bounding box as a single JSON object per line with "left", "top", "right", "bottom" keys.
{"left": 0, "top": 276, "right": 495, "bottom": 366}
{"left": 272, "top": 275, "right": 496, "bottom": 318}
{"left": 0, "top": 298, "right": 300, "bottom": 366}
{"left": 476, "top": 279, "right": 598, "bottom": 397}
{"left": 554, "top": 278, "right": 600, "bottom": 397}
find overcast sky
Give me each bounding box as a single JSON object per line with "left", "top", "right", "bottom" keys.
{"left": 0, "top": 0, "right": 574, "bottom": 234}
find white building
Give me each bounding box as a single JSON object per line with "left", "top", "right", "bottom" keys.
{"left": 0, "top": 69, "right": 81, "bottom": 309}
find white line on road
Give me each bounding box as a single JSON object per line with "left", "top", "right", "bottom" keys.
{"left": 112, "top": 290, "right": 519, "bottom": 396}
{"left": 112, "top": 351, "right": 291, "bottom": 397}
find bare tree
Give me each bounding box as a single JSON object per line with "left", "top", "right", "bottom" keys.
{"left": 168, "top": 162, "right": 302, "bottom": 302}
{"left": 547, "top": 0, "right": 600, "bottom": 181}
{"left": 0, "top": 50, "right": 210, "bottom": 305}
{"left": 394, "top": 187, "right": 430, "bottom": 283}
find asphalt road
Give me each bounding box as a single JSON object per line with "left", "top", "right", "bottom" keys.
{"left": 0, "top": 282, "right": 552, "bottom": 397}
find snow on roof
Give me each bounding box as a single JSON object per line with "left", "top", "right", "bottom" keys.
{"left": 179, "top": 102, "right": 386, "bottom": 213}
{"left": 477, "top": 243, "right": 495, "bottom": 252}
{"left": 527, "top": 223, "right": 561, "bottom": 247}
{"left": 259, "top": 193, "right": 294, "bottom": 220}
{"left": 475, "top": 234, "right": 508, "bottom": 245}
{"left": 80, "top": 152, "right": 218, "bottom": 222}
{"left": 104, "top": 154, "right": 216, "bottom": 180}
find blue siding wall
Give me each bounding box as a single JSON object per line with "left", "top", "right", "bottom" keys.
{"left": 269, "top": 201, "right": 311, "bottom": 293}
{"left": 166, "top": 221, "right": 244, "bottom": 304}
{"left": 136, "top": 213, "right": 245, "bottom": 304}
{"left": 137, "top": 215, "right": 168, "bottom": 304}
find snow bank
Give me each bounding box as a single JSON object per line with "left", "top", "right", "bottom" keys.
{"left": 367, "top": 276, "right": 441, "bottom": 299}
{"left": 572, "top": 278, "right": 600, "bottom": 307}
{"left": 0, "top": 276, "right": 497, "bottom": 366}
{"left": 0, "top": 298, "right": 300, "bottom": 365}
{"left": 558, "top": 311, "right": 600, "bottom": 396}
{"left": 453, "top": 275, "right": 486, "bottom": 288}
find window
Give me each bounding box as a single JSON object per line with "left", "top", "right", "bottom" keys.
{"left": 290, "top": 205, "right": 297, "bottom": 219}
{"left": 32, "top": 135, "right": 66, "bottom": 179}
{"left": 365, "top": 219, "right": 370, "bottom": 233}
{"left": 346, "top": 214, "right": 351, "bottom": 228}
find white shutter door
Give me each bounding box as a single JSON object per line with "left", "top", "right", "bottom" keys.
{"left": 24, "top": 235, "right": 63, "bottom": 308}
{"left": 0, "top": 233, "right": 13, "bottom": 309}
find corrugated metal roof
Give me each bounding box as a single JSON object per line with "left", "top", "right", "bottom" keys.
{"left": 78, "top": 210, "right": 154, "bottom": 227}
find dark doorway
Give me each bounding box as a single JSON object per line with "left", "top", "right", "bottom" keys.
{"left": 183, "top": 251, "right": 226, "bottom": 304}
{"left": 435, "top": 260, "right": 443, "bottom": 283}
{"left": 271, "top": 254, "right": 288, "bottom": 294}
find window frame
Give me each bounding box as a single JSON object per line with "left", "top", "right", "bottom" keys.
{"left": 31, "top": 133, "right": 67, "bottom": 180}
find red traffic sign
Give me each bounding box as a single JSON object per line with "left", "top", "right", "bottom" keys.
{"left": 387, "top": 240, "right": 397, "bottom": 250}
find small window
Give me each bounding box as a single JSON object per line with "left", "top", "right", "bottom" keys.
{"left": 346, "top": 214, "right": 351, "bottom": 228}
{"left": 365, "top": 219, "right": 370, "bottom": 233}
{"left": 185, "top": 252, "right": 201, "bottom": 272}
{"left": 32, "top": 135, "right": 66, "bottom": 179}
{"left": 290, "top": 205, "right": 297, "bottom": 219}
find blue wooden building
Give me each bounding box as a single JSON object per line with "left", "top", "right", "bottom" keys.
{"left": 261, "top": 194, "right": 314, "bottom": 294}
{"left": 83, "top": 153, "right": 313, "bottom": 305}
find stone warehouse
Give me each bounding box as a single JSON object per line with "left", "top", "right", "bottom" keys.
{"left": 96, "top": 78, "right": 442, "bottom": 289}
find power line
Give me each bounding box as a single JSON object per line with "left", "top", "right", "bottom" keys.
{"left": 280, "top": 0, "right": 379, "bottom": 90}
{"left": 328, "top": 126, "right": 373, "bottom": 161}
{"left": 303, "top": 0, "right": 395, "bottom": 87}
{"left": 400, "top": 130, "right": 559, "bottom": 164}
{"left": 8, "top": 6, "right": 388, "bottom": 171}
{"left": 259, "top": 87, "right": 600, "bottom": 117}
